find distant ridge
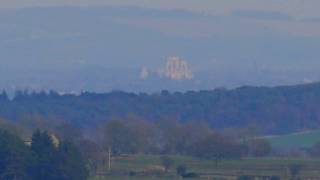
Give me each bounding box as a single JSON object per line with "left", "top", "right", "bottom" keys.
{"left": 1, "top": 82, "right": 320, "bottom": 135}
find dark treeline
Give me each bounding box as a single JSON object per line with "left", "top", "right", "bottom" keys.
{"left": 2, "top": 82, "right": 320, "bottom": 134}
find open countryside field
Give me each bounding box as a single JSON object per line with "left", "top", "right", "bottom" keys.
{"left": 266, "top": 130, "right": 320, "bottom": 149}
{"left": 89, "top": 155, "right": 320, "bottom": 179}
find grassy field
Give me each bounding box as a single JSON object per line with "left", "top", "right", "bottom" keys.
{"left": 89, "top": 155, "right": 320, "bottom": 180}
{"left": 91, "top": 177, "right": 182, "bottom": 180}
{"left": 87, "top": 131, "right": 320, "bottom": 179}
{"left": 266, "top": 130, "right": 320, "bottom": 149}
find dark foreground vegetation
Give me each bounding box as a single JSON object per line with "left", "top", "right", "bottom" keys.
{"left": 0, "top": 129, "right": 88, "bottom": 180}
{"left": 1, "top": 114, "right": 320, "bottom": 179}
{"left": 2, "top": 82, "right": 320, "bottom": 134}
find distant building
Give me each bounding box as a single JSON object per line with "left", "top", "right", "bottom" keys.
{"left": 140, "top": 66, "right": 149, "bottom": 80}
{"left": 161, "top": 56, "right": 194, "bottom": 80}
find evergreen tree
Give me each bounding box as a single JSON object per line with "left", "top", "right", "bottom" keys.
{"left": 30, "top": 129, "right": 89, "bottom": 180}
{"left": 30, "top": 130, "right": 61, "bottom": 180}
{"left": 58, "top": 141, "right": 89, "bottom": 180}
{"left": 0, "top": 130, "right": 33, "bottom": 180}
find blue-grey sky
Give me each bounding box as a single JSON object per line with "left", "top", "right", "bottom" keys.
{"left": 1, "top": 1, "right": 320, "bottom": 91}
{"left": 2, "top": 1, "right": 320, "bottom": 37}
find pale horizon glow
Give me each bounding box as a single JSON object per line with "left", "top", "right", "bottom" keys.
{"left": 1, "top": 0, "right": 320, "bottom": 19}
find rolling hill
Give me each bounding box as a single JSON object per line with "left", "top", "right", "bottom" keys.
{"left": 1, "top": 82, "right": 320, "bottom": 134}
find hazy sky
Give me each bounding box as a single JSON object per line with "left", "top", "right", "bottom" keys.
{"left": 2, "top": 0, "right": 320, "bottom": 19}
{"left": 2, "top": 0, "right": 320, "bottom": 38}
{"left": 1, "top": 1, "right": 320, "bottom": 91}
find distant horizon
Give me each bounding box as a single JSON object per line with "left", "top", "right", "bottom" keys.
{"left": 3, "top": 80, "right": 319, "bottom": 96}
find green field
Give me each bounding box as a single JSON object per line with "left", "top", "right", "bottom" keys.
{"left": 88, "top": 131, "right": 320, "bottom": 179}
{"left": 89, "top": 155, "right": 320, "bottom": 180}
{"left": 266, "top": 130, "right": 320, "bottom": 149}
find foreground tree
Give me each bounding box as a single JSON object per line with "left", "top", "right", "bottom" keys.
{"left": 156, "top": 118, "right": 185, "bottom": 154}
{"left": 30, "top": 130, "right": 61, "bottom": 180}
{"left": 0, "top": 130, "right": 33, "bottom": 180}
{"left": 188, "top": 133, "right": 247, "bottom": 166}
{"left": 31, "top": 130, "right": 88, "bottom": 180}
{"left": 58, "top": 141, "right": 89, "bottom": 180}
{"left": 103, "top": 120, "right": 134, "bottom": 154}
{"left": 54, "top": 122, "right": 83, "bottom": 142}
{"left": 77, "top": 139, "right": 103, "bottom": 176}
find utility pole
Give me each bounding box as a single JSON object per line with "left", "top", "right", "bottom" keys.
{"left": 108, "top": 147, "right": 112, "bottom": 171}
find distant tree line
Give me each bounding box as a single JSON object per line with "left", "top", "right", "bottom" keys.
{"left": 1, "top": 82, "right": 320, "bottom": 134}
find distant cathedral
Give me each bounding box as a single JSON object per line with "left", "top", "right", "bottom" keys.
{"left": 163, "top": 56, "right": 194, "bottom": 80}
{"left": 139, "top": 56, "right": 194, "bottom": 81}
